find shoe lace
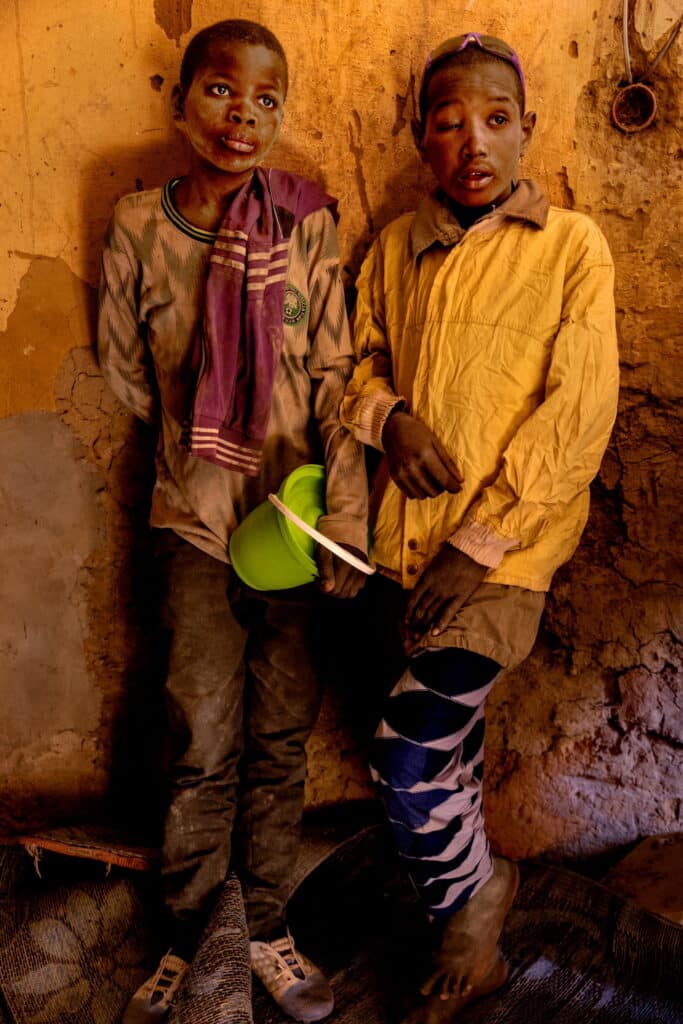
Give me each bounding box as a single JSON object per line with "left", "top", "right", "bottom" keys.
{"left": 149, "top": 949, "right": 187, "bottom": 1006}
{"left": 270, "top": 935, "right": 306, "bottom": 982}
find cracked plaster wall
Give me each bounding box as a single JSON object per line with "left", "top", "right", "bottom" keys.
{"left": 0, "top": 0, "right": 680, "bottom": 857}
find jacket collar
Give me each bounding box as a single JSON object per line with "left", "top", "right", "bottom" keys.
{"left": 409, "top": 178, "right": 549, "bottom": 260}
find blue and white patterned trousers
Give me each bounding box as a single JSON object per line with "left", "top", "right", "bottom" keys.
{"left": 370, "top": 647, "right": 501, "bottom": 919}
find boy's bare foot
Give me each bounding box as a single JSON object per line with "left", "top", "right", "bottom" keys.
{"left": 403, "top": 951, "right": 509, "bottom": 1024}
{"left": 420, "top": 857, "right": 519, "bottom": 1006}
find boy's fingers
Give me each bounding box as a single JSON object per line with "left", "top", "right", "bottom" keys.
{"left": 335, "top": 561, "right": 355, "bottom": 598}
{"left": 316, "top": 546, "right": 335, "bottom": 593}
{"left": 418, "top": 595, "right": 447, "bottom": 632}
{"left": 405, "top": 578, "right": 426, "bottom": 620}
{"left": 415, "top": 464, "right": 444, "bottom": 498}
{"left": 409, "top": 588, "right": 435, "bottom": 625}
{"left": 318, "top": 550, "right": 369, "bottom": 598}
{"left": 431, "top": 597, "right": 465, "bottom": 635}
{"left": 421, "top": 454, "right": 455, "bottom": 493}
{"left": 434, "top": 436, "right": 463, "bottom": 479}
{"left": 432, "top": 439, "right": 464, "bottom": 491}
{"left": 398, "top": 460, "right": 444, "bottom": 500}
{"left": 342, "top": 571, "right": 366, "bottom": 599}
{"left": 402, "top": 448, "right": 461, "bottom": 499}
{"left": 340, "top": 565, "right": 366, "bottom": 598}
{"left": 386, "top": 418, "right": 461, "bottom": 497}
{"left": 394, "top": 467, "right": 425, "bottom": 500}
{"left": 406, "top": 588, "right": 442, "bottom": 631}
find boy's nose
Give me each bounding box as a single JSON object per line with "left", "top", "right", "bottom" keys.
{"left": 461, "top": 125, "right": 487, "bottom": 158}
{"left": 228, "top": 104, "right": 257, "bottom": 127}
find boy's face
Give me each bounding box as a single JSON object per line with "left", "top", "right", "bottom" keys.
{"left": 418, "top": 60, "right": 535, "bottom": 208}
{"left": 174, "top": 41, "right": 286, "bottom": 186}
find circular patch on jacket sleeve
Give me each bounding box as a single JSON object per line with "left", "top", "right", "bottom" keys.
{"left": 283, "top": 284, "right": 308, "bottom": 325}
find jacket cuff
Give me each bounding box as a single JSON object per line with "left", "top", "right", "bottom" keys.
{"left": 448, "top": 519, "right": 518, "bottom": 569}
{"left": 353, "top": 391, "right": 406, "bottom": 451}
{"left": 317, "top": 514, "right": 369, "bottom": 557}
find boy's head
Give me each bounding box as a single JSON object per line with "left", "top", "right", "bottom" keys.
{"left": 414, "top": 33, "right": 535, "bottom": 209}
{"left": 179, "top": 20, "right": 289, "bottom": 96}
{"left": 173, "top": 20, "right": 288, "bottom": 185}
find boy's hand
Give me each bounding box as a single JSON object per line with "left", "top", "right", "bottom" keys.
{"left": 383, "top": 411, "right": 463, "bottom": 500}
{"left": 317, "top": 544, "right": 368, "bottom": 599}
{"left": 405, "top": 546, "right": 487, "bottom": 637}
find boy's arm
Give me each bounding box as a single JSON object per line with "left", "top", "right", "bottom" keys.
{"left": 341, "top": 238, "right": 462, "bottom": 498}
{"left": 340, "top": 236, "right": 405, "bottom": 449}
{"left": 97, "top": 213, "right": 158, "bottom": 425}
{"left": 450, "top": 224, "right": 619, "bottom": 569}
{"left": 305, "top": 208, "right": 368, "bottom": 561}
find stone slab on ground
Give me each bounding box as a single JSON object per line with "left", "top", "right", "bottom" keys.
{"left": 603, "top": 833, "right": 683, "bottom": 925}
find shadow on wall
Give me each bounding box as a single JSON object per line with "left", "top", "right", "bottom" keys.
{"left": 79, "top": 134, "right": 187, "bottom": 284}
{"left": 342, "top": 147, "right": 433, "bottom": 308}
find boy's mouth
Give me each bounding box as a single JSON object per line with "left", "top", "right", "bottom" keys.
{"left": 220, "top": 136, "right": 257, "bottom": 154}
{"left": 458, "top": 167, "right": 494, "bottom": 189}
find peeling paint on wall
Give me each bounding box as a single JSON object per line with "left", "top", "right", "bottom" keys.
{"left": 0, "top": 257, "right": 96, "bottom": 417}
{"left": 154, "top": 0, "right": 193, "bottom": 45}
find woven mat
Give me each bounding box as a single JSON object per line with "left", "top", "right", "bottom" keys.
{"left": 1, "top": 821, "right": 681, "bottom": 1024}
{"left": 0, "top": 864, "right": 254, "bottom": 1024}
{"left": 460, "top": 863, "right": 683, "bottom": 1024}
{"left": 275, "top": 858, "right": 683, "bottom": 1024}
{"left": 0, "top": 867, "right": 151, "bottom": 1024}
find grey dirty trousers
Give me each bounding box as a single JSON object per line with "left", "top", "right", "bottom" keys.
{"left": 155, "top": 530, "right": 323, "bottom": 946}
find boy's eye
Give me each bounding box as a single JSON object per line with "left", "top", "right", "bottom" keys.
{"left": 209, "top": 84, "right": 230, "bottom": 97}
{"left": 435, "top": 121, "right": 462, "bottom": 133}
{"left": 260, "top": 95, "right": 277, "bottom": 109}
{"left": 491, "top": 114, "right": 509, "bottom": 126}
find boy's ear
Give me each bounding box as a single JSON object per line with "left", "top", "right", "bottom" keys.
{"left": 520, "top": 110, "right": 536, "bottom": 157}
{"left": 171, "top": 84, "right": 185, "bottom": 122}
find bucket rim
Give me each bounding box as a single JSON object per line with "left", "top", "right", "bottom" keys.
{"left": 277, "top": 463, "right": 325, "bottom": 567}
{"left": 275, "top": 509, "right": 318, "bottom": 573}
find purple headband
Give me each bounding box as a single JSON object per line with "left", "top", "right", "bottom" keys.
{"left": 421, "top": 32, "right": 526, "bottom": 113}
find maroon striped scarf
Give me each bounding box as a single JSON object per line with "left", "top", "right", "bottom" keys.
{"left": 189, "top": 167, "right": 336, "bottom": 476}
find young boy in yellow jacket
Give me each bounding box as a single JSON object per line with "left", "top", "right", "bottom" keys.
{"left": 341, "top": 33, "right": 619, "bottom": 1022}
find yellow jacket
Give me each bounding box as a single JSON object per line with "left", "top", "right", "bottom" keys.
{"left": 341, "top": 181, "right": 619, "bottom": 592}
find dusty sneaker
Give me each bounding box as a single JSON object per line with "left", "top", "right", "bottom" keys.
{"left": 250, "top": 934, "right": 334, "bottom": 1022}
{"left": 123, "top": 950, "right": 189, "bottom": 1022}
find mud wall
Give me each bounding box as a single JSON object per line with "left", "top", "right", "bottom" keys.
{"left": 0, "top": 0, "right": 680, "bottom": 857}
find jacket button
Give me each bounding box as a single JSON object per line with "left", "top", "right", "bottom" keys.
{"left": 407, "top": 564, "right": 418, "bottom": 576}
{"left": 407, "top": 538, "right": 418, "bottom": 551}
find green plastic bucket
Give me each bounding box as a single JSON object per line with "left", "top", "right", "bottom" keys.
{"left": 229, "top": 464, "right": 326, "bottom": 591}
